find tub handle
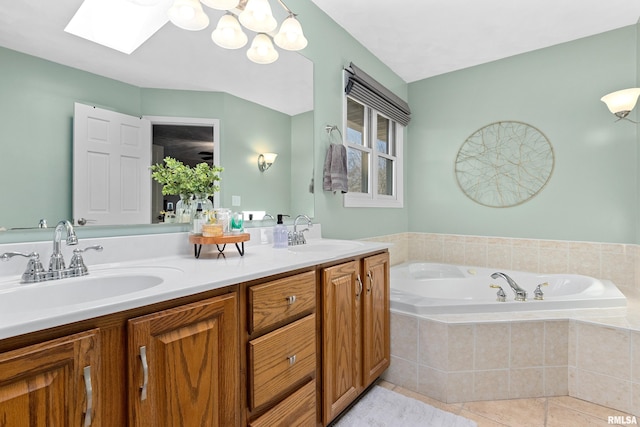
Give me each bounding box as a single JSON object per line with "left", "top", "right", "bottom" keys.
{"left": 366, "top": 271, "right": 373, "bottom": 294}
{"left": 356, "top": 275, "right": 363, "bottom": 298}
{"left": 489, "top": 284, "right": 506, "bottom": 302}
{"left": 534, "top": 282, "right": 549, "bottom": 300}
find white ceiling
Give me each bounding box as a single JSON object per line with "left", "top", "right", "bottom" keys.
{"left": 310, "top": 0, "right": 640, "bottom": 83}
{"left": 0, "top": 0, "right": 313, "bottom": 116}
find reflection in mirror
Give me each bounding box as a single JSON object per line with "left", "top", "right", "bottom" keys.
{"left": 0, "top": 1, "right": 313, "bottom": 235}
{"left": 152, "top": 124, "right": 215, "bottom": 223}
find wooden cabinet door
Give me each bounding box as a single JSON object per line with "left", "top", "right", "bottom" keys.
{"left": 128, "top": 293, "right": 239, "bottom": 427}
{"left": 321, "top": 260, "right": 361, "bottom": 424}
{"left": 0, "top": 329, "right": 100, "bottom": 427}
{"left": 362, "top": 253, "right": 391, "bottom": 388}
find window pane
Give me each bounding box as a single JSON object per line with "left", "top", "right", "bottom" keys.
{"left": 377, "top": 156, "right": 393, "bottom": 196}
{"left": 347, "top": 98, "right": 366, "bottom": 146}
{"left": 376, "top": 114, "right": 390, "bottom": 154}
{"left": 347, "top": 147, "right": 369, "bottom": 193}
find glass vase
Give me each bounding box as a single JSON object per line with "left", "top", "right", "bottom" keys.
{"left": 176, "top": 194, "right": 192, "bottom": 223}
{"left": 192, "top": 193, "right": 214, "bottom": 223}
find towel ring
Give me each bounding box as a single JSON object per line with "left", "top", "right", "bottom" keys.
{"left": 325, "top": 125, "right": 343, "bottom": 143}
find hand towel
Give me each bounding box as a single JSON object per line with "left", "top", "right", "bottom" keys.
{"left": 323, "top": 144, "right": 348, "bottom": 193}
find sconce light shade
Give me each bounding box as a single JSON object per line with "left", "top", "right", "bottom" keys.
{"left": 247, "top": 33, "right": 279, "bottom": 64}
{"left": 274, "top": 14, "right": 307, "bottom": 51}
{"left": 212, "top": 14, "right": 248, "bottom": 49}
{"left": 601, "top": 88, "right": 640, "bottom": 119}
{"left": 200, "top": 0, "right": 240, "bottom": 10}
{"left": 168, "top": 0, "right": 210, "bottom": 31}
{"left": 258, "top": 152, "right": 277, "bottom": 172}
{"left": 239, "top": 0, "right": 277, "bottom": 33}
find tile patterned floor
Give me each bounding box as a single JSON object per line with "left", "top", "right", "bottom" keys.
{"left": 378, "top": 380, "right": 637, "bottom": 427}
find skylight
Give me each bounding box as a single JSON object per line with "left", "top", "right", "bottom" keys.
{"left": 64, "top": 0, "right": 171, "bottom": 54}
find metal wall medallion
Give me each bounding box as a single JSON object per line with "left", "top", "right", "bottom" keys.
{"left": 455, "top": 121, "right": 554, "bottom": 208}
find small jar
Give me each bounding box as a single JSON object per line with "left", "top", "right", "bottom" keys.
{"left": 202, "top": 223, "right": 223, "bottom": 237}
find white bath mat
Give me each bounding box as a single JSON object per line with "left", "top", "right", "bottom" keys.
{"left": 333, "top": 386, "right": 477, "bottom": 427}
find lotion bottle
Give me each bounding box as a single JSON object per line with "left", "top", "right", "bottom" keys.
{"left": 273, "top": 214, "right": 289, "bottom": 248}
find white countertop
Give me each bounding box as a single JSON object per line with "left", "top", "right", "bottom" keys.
{"left": 0, "top": 229, "right": 389, "bottom": 340}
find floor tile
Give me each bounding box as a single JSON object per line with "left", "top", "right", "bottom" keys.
{"left": 461, "top": 398, "right": 546, "bottom": 427}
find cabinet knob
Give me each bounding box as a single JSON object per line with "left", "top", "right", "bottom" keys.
{"left": 287, "top": 354, "right": 297, "bottom": 366}
{"left": 286, "top": 295, "right": 297, "bottom": 305}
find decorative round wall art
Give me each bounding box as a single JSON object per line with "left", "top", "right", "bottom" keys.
{"left": 454, "top": 121, "right": 554, "bottom": 208}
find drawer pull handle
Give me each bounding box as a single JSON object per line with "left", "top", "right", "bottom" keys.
{"left": 287, "top": 355, "right": 297, "bottom": 366}
{"left": 83, "top": 366, "right": 93, "bottom": 427}
{"left": 356, "top": 275, "right": 363, "bottom": 298}
{"left": 286, "top": 295, "right": 297, "bottom": 305}
{"left": 367, "top": 270, "right": 373, "bottom": 294}
{"left": 139, "top": 346, "right": 149, "bottom": 401}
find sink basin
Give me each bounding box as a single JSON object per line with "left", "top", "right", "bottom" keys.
{"left": 288, "top": 239, "right": 366, "bottom": 256}
{"left": 0, "top": 267, "right": 180, "bottom": 313}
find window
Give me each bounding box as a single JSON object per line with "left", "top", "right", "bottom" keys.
{"left": 344, "top": 96, "right": 404, "bottom": 208}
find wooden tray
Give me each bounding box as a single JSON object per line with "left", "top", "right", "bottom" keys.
{"left": 189, "top": 233, "right": 250, "bottom": 258}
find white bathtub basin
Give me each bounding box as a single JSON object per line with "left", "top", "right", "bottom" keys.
{"left": 390, "top": 262, "right": 627, "bottom": 315}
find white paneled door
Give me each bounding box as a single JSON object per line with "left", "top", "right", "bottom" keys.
{"left": 73, "top": 103, "right": 151, "bottom": 225}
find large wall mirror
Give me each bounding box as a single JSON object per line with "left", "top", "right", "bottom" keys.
{"left": 0, "top": 0, "right": 314, "bottom": 234}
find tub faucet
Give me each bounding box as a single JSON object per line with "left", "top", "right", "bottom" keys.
{"left": 490, "top": 272, "right": 527, "bottom": 301}
{"left": 49, "top": 220, "right": 78, "bottom": 274}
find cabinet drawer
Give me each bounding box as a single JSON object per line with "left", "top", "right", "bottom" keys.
{"left": 249, "top": 271, "right": 316, "bottom": 334}
{"left": 249, "top": 380, "right": 316, "bottom": 427}
{"left": 249, "top": 314, "right": 316, "bottom": 409}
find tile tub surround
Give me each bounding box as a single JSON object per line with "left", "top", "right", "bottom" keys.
{"left": 363, "top": 232, "right": 640, "bottom": 416}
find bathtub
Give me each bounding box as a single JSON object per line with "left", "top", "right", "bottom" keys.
{"left": 390, "top": 262, "right": 627, "bottom": 315}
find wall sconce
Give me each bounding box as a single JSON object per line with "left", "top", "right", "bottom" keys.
{"left": 600, "top": 88, "right": 640, "bottom": 122}
{"left": 257, "top": 152, "right": 277, "bottom": 172}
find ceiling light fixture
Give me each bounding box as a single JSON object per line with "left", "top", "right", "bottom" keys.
{"left": 601, "top": 88, "right": 640, "bottom": 123}
{"left": 170, "top": 0, "right": 307, "bottom": 64}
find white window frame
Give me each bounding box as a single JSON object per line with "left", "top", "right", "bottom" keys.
{"left": 343, "top": 96, "right": 404, "bottom": 208}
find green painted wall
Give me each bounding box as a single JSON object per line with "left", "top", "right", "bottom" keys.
{"left": 289, "top": 0, "right": 410, "bottom": 239}
{"left": 407, "top": 25, "right": 639, "bottom": 244}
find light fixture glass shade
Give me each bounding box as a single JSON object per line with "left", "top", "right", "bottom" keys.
{"left": 239, "top": 0, "right": 277, "bottom": 33}
{"left": 247, "top": 33, "right": 279, "bottom": 64}
{"left": 601, "top": 88, "right": 640, "bottom": 117}
{"left": 212, "top": 14, "right": 248, "bottom": 49}
{"left": 168, "top": 0, "right": 209, "bottom": 31}
{"left": 258, "top": 152, "right": 277, "bottom": 171}
{"left": 200, "top": 0, "right": 240, "bottom": 10}
{"left": 274, "top": 15, "right": 307, "bottom": 51}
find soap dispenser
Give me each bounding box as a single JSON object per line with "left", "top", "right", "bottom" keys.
{"left": 273, "top": 214, "right": 289, "bottom": 248}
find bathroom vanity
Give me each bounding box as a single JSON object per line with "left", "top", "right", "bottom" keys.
{"left": 0, "top": 232, "right": 390, "bottom": 426}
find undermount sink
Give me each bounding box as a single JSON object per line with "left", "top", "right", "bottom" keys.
{"left": 0, "top": 267, "right": 181, "bottom": 313}
{"left": 287, "top": 239, "right": 366, "bottom": 256}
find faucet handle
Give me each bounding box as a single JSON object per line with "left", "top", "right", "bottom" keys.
{"left": 69, "top": 245, "right": 103, "bottom": 276}
{"left": 1, "top": 252, "right": 46, "bottom": 283}
{"left": 534, "top": 282, "right": 549, "bottom": 300}
{"left": 489, "top": 284, "right": 506, "bottom": 302}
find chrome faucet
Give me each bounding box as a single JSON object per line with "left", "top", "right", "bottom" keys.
{"left": 1, "top": 220, "right": 102, "bottom": 283}
{"left": 490, "top": 272, "right": 527, "bottom": 301}
{"left": 49, "top": 220, "right": 78, "bottom": 274}
{"left": 290, "top": 215, "right": 313, "bottom": 246}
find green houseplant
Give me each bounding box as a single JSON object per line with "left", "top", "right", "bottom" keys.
{"left": 150, "top": 157, "right": 223, "bottom": 222}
